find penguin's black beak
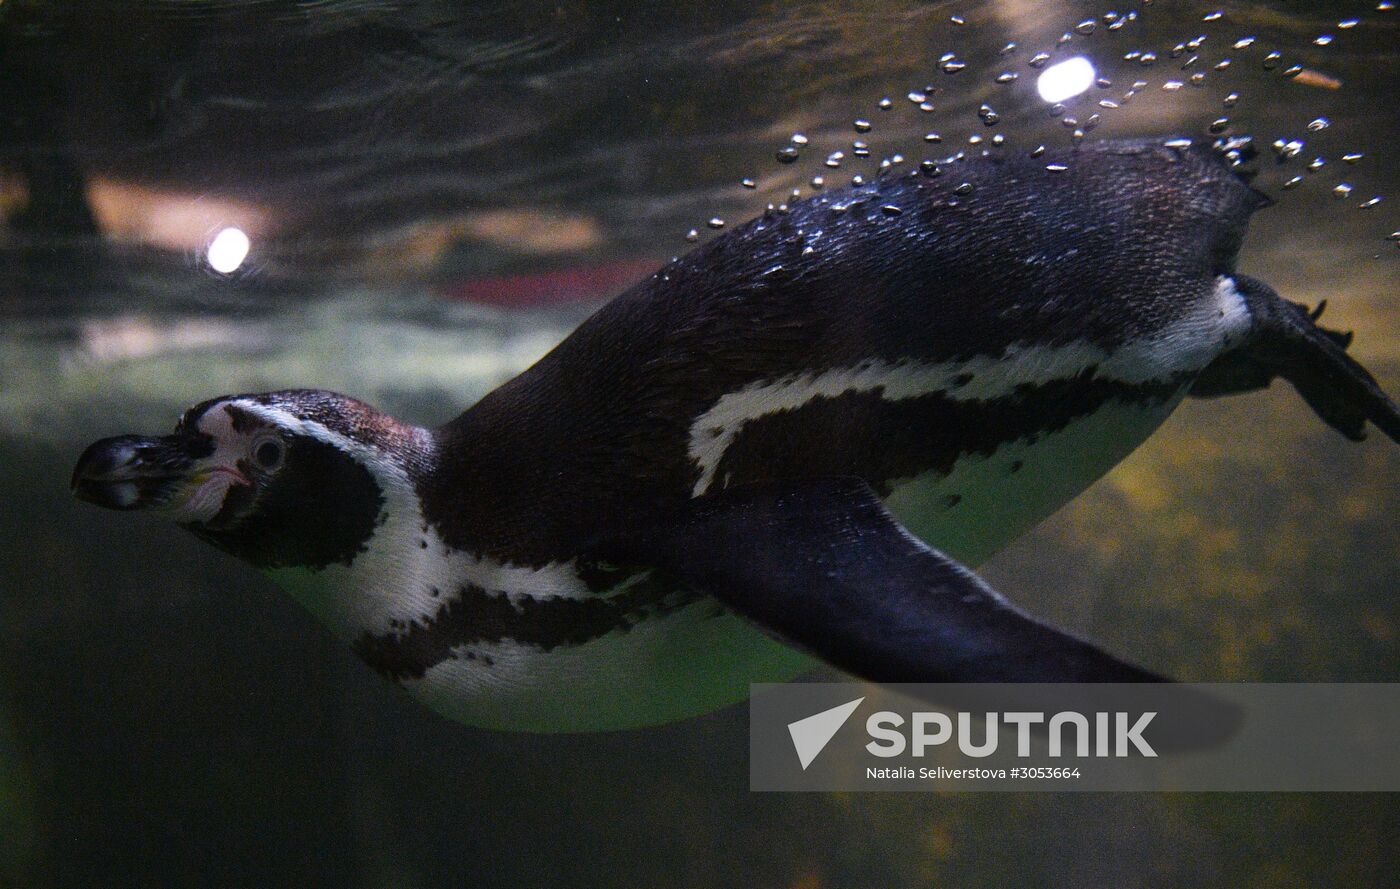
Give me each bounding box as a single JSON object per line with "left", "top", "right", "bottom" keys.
{"left": 71, "top": 433, "right": 214, "bottom": 511}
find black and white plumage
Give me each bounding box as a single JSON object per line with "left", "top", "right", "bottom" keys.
{"left": 73, "top": 139, "right": 1400, "bottom": 730}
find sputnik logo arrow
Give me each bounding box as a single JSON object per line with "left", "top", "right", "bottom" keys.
{"left": 787, "top": 697, "right": 865, "bottom": 770}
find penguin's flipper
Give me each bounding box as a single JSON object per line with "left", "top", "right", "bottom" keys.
{"left": 607, "top": 478, "right": 1164, "bottom": 683}
{"left": 1191, "top": 275, "right": 1400, "bottom": 443}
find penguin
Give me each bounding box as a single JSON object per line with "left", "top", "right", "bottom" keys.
{"left": 72, "top": 138, "right": 1400, "bottom": 731}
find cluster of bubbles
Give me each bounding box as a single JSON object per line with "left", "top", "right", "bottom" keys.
{"left": 684, "top": 4, "right": 1394, "bottom": 251}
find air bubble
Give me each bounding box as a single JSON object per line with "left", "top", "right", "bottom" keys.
{"left": 685, "top": 229, "right": 699, "bottom": 241}
{"left": 1223, "top": 92, "right": 1239, "bottom": 107}
{"left": 1313, "top": 35, "right": 1334, "bottom": 46}
{"left": 1075, "top": 20, "right": 1096, "bottom": 35}
{"left": 1333, "top": 184, "right": 1353, "bottom": 198}
{"left": 978, "top": 104, "right": 1000, "bottom": 126}
{"left": 1338, "top": 19, "right": 1359, "bottom": 28}
{"left": 1307, "top": 118, "right": 1330, "bottom": 132}
{"left": 1162, "top": 81, "right": 1184, "bottom": 91}
{"left": 1282, "top": 65, "right": 1304, "bottom": 78}
{"left": 954, "top": 182, "right": 974, "bottom": 195}
{"left": 1046, "top": 163, "right": 1069, "bottom": 172}
{"left": 996, "top": 72, "right": 1019, "bottom": 83}
{"left": 941, "top": 59, "right": 966, "bottom": 74}
{"left": 1359, "top": 196, "right": 1381, "bottom": 208}
{"left": 881, "top": 204, "right": 903, "bottom": 216}
{"left": 924, "top": 133, "right": 943, "bottom": 143}
{"left": 1342, "top": 153, "right": 1363, "bottom": 163}
{"left": 878, "top": 97, "right": 893, "bottom": 109}
{"left": 1233, "top": 37, "right": 1256, "bottom": 48}
{"left": 791, "top": 133, "right": 809, "bottom": 146}
{"left": 1029, "top": 52, "right": 1052, "bottom": 68}
{"left": 854, "top": 119, "right": 872, "bottom": 133}
{"left": 1203, "top": 11, "right": 1222, "bottom": 22}
{"left": 707, "top": 218, "right": 725, "bottom": 229}
{"left": 1282, "top": 176, "right": 1303, "bottom": 189}
{"left": 1263, "top": 51, "right": 1282, "bottom": 69}
{"left": 776, "top": 147, "right": 800, "bottom": 164}
{"left": 741, "top": 178, "right": 756, "bottom": 189}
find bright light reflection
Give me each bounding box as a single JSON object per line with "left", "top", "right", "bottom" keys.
{"left": 1036, "top": 56, "right": 1096, "bottom": 103}
{"left": 207, "top": 227, "right": 250, "bottom": 273}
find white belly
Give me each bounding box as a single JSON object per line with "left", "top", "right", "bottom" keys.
{"left": 403, "top": 393, "right": 1182, "bottom": 732}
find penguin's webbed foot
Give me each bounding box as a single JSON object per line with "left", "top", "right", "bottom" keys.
{"left": 1190, "top": 276, "right": 1400, "bottom": 444}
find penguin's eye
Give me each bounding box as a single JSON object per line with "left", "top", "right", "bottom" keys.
{"left": 253, "top": 439, "right": 284, "bottom": 470}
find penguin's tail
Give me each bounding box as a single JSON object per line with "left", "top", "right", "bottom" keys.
{"left": 1189, "top": 274, "right": 1400, "bottom": 443}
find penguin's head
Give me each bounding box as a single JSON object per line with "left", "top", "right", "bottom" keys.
{"left": 72, "top": 390, "right": 427, "bottom": 570}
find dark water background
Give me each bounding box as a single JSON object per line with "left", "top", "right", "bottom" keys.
{"left": 1, "top": 1, "right": 1398, "bottom": 886}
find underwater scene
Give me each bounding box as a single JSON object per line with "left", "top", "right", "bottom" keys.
{"left": 1, "top": 0, "right": 1398, "bottom": 886}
